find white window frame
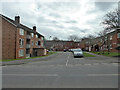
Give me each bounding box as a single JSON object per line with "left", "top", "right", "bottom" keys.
{"left": 35, "top": 41, "right": 38, "bottom": 46}
{"left": 19, "top": 38, "right": 24, "bottom": 47}
{"left": 31, "top": 33, "right": 34, "bottom": 38}
{"left": 110, "top": 44, "right": 112, "bottom": 49}
{"left": 105, "top": 36, "right": 107, "bottom": 41}
{"left": 110, "top": 35, "right": 112, "bottom": 40}
{"left": 36, "top": 34, "right": 38, "bottom": 38}
{"left": 19, "top": 28, "right": 24, "bottom": 36}
{"left": 19, "top": 50, "right": 24, "bottom": 57}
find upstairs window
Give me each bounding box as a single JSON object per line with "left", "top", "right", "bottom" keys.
{"left": 105, "top": 36, "right": 107, "bottom": 41}
{"left": 41, "top": 37, "right": 43, "bottom": 40}
{"left": 110, "top": 44, "right": 112, "bottom": 49}
{"left": 35, "top": 41, "right": 37, "bottom": 46}
{"left": 36, "top": 34, "right": 38, "bottom": 38}
{"left": 110, "top": 35, "right": 112, "bottom": 40}
{"left": 41, "top": 42, "right": 43, "bottom": 47}
{"left": 31, "top": 33, "right": 34, "bottom": 38}
{"left": 32, "top": 41, "right": 34, "bottom": 46}
{"left": 19, "top": 28, "right": 24, "bottom": 36}
{"left": 19, "top": 38, "right": 24, "bottom": 47}
{"left": 117, "top": 33, "right": 120, "bottom": 38}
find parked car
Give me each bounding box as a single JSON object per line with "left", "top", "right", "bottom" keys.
{"left": 64, "top": 49, "right": 67, "bottom": 52}
{"left": 73, "top": 49, "right": 83, "bottom": 58}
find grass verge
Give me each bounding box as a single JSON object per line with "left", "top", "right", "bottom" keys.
{"left": 1, "top": 52, "right": 56, "bottom": 62}
{"left": 91, "top": 51, "right": 119, "bottom": 57}
{"left": 83, "top": 52, "right": 96, "bottom": 57}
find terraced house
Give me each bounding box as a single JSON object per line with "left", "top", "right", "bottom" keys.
{"left": 80, "top": 29, "right": 120, "bottom": 52}
{"left": 1, "top": 14, "right": 46, "bottom": 60}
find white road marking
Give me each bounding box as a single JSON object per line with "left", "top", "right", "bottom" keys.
{"left": 88, "top": 74, "right": 120, "bottom": 76}
{"left": 112, "top": 63, "right": 118, "bottom": 65}
{"left": 93, "top": 63, "right": 99, "bottom": 65}
{"left": 2, "top": 74, "right": 58, "bottom": 77}
{"left": 84, "top": 64, "right": 91, "bottom": 66}
{"left": 66, "top": 53, "right": 70, "bottom": 66}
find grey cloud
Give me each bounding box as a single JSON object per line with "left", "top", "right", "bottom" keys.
{"left": 69, "top": 27, "right": 89, "bottom": 33}
{"left": 38, "top": 26, "right": 68, "bottom": 40}
{"left": 65, "top": 20, "right": 77, "bottom": 23}
{"left": 49, "top": 13, "right": 61, "bottom": 18}
{"left": 95, "top": 2, "right": 117, "bottom": 11}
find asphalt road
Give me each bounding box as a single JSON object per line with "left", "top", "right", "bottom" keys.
{"left": 2, "top": 52, "right": 119, "bottom": 88}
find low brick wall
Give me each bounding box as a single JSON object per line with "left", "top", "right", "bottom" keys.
{"left": 37, "top": 48, "right": 45, "bottom": 56}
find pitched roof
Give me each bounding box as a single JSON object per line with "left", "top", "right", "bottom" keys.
{"left": 0, "top": 14, "right": 44, "bottom": 37}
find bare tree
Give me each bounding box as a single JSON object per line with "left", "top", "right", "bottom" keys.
{"left": 100, "top": 9, "right": 120, "bottom": 54}
{"left": 102, "top": 9, "right": 120, "bottom": 32}
{"left": 97, "top": 30, "right": 110, "bottom": 54}
{"left": 98, "top": 30, "right": 107, "bottom": 37}
{"left": 68, "top": 35, "right": 80, "bottom": 41}
{"left": 52, "top": 37, "right": 59, "bottom": 41}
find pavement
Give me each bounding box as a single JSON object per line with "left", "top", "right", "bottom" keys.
{"left": 2, "top": 52, "right": 119, "bottom": 88}
{"left": 1, "top": 52, "right": 58, "bottom": 66}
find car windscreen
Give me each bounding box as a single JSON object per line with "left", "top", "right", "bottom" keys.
{"left": 74, "top": 50, "right": 82, "bottom": 52}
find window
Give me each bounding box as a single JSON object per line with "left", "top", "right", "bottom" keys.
{"left": 19, "top": 28, "right": 24, "bottom": 36}
{"left": 38, "top": 41, "right": 41, "bottom": 45}
{"left": 41, "top": 42, "right": 43, "bottom": 47}
{"left": 36, "top": 34, "right": 38, "bottom": 38}
{"left": 19, "top": 50, "right": 24, "bottom": 57}
{"left": 110, "top": 35, "right": 112, "bottom": 40}
{"left": 31, "top": 33, "right": 34, "bottom": 38}
{"left": 32, "top": 41, "right": 34, "bottom": 46}
{"left": 35, "top": 41, "right": 37, "bottom": 46}
{"left": 117, "top": 33, "right": 120, "bottom": 38}
{"left": 19, "top": 38, "right": 24, "bottom": 47}
{"left": 118, "top": 43, "right": 120, "bottom": 46}
{"left": 105, "top": 36, "right": 107, "bottom": 41}
{"left": 41, "top": 37, "right": 43, "bottom": 40}
{"left": 103, "top": 45, "right": 107, "bottom": 50}
{"left": 110, "top": 44, "right": 112, "bottom": 49}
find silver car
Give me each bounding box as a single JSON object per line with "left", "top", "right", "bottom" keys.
{"left": 73, "top": 49, "right": 83, "bottom": 58}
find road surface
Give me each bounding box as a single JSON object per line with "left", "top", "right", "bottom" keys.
{"left": 2, "top": 52, "right": 119, "bottom": 88}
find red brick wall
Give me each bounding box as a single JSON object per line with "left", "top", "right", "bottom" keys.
{"left": 37, "top": 48, "right": 45, "bottom": 56}
{"left": 110, "top": 32, "right": 118, "bottom": 52}
{"left": 40, "top": 36, "right": 44, "bottom": 48}
{"left": 1, "top": 17, "right": 16, "bottom": 59}
{"left": 30, "top": 33, "right": 38, "bottom": 55}
{"left": 80, "top": 40, "right": 86, "bottom": 50}
{"left": 16, "top": 28, "right": 26, "bottom": 59}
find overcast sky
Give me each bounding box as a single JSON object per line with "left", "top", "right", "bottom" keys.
{"left": 0, "top": 0, "right": 118, "bottom": 40}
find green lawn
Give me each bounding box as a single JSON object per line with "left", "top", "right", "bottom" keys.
{"left": 1, "top": 52, "right": 56, "bottom": 62}
{"left": 91, "top": 51, "right": 119, "bottom": 57}
{"left": 83, "top": 52, "right": 96, "bottom": 57}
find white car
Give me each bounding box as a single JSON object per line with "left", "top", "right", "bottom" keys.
{"left": 73, "top": 49, "right": 83, "bottom": 58}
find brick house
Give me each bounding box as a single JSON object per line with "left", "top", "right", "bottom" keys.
{"left": 1, "top": 14, "right": 45, "bottom": 60}
{"left": 45, "top": 40, "right": 80, "bottom": 51}
{"left": 80, "top": 29, "right": 120, "bottom": 52}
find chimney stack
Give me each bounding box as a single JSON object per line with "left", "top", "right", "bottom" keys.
{"left": 15, "top": 16, "right": 20, "bottom": 23}
{"left": 33, "top": 26, "right": 36, "bottom": 32}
